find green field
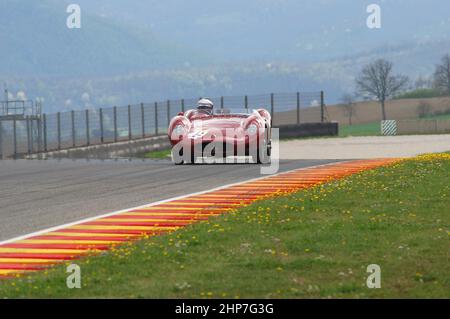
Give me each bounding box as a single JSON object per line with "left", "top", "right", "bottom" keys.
{"left": 142, "top": 149, "right": 171, "bottom": 159}
{"left": 339, "top": 122, "right": 381, "bottom": 137}
{"left": 1, "top": 153, "right": 449, "bottom": 298}
{"left": 422, "top": 113, "right": 450, "bottom": 120}
{"left": 394, "top": 88, "right": 446, "bottom": 100}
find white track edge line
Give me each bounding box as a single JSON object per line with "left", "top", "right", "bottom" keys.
{"left": 0, "top": 160, "right": 355, "bottom": 246}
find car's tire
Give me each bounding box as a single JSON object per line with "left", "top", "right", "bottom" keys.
{"left": 252, "top": 129, "right": 271, "bottom": 164}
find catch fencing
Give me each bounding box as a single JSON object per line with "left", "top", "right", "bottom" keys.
{"left": 0, "top": 91, "right": 325, "bottom": 159}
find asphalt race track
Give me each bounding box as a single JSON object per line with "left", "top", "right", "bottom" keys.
{"left": 0, "top": 159, "right": 341, "bottom": 241}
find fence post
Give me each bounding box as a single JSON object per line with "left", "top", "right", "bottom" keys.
{"left": 270, "top": 93, "right": 274, "bottom": 125}
{"left": 128, "top": 105, "right": 132, "bottom": 140}
{"left": 181, "top": 99, "right": 185, "bottom": 113}
{"left": 320, "top": 91, "right": 325, "bottom": 123}
{"left": 37, "top": 117, "right": 42, "bottom": 153}
{"left": 71, "top": 110, "right": 76, "bottom": 147}
{"left": 141, "top": 103, "right": 145, "bottom": 138}
{"left": 0, "top": 120, "right": 3, "bottom": 159}
{"left": 221, "top": 96, "right": 224, "bottom": 109}
{"left": 113, "top": 106, "right": 118, "bottom": 142}
{"left": 296, "top": 92, "right": 300, "bottom": 125}
{"left": 245, "top": 95, "right": 248, "bottom": 109}
{"left": 30, "top": 117, "right": 34, "bottom": 154}
{"left": 43, "top": 114, "right": 47, "bottom": 152}
{"left": 26, "top": 116, "right": 31, "bottom": 155}
{"left": 32, "top": 118, "right": 36, "bottom": 153}
{"left": 155, "top": 102, "right": 159, "bottom": 136}
{"left": 167, "top": 100, "right": 171, "bottom": 127}
{"left": 99, "top": 108, "right": 104, "bottom": 144}
{"left": 86, "top": 109, "right": 90, "bottom": 146}
{"left": 13, "top": 118, "right": 17, "bottom": 159}
{"left": 57, "top": 112, "right": 61, "bottom": 150}
{"left": 25, "top": 117, "right": 29, "bottom": 154}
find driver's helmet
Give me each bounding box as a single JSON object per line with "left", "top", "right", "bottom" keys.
{"left": 197, "top": 98, "right": 214, "bottom": 113}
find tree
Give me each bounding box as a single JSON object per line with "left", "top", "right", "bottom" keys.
{"left": 433, "top": 54, "right": 450, "bottom": 95}
{"left": 340, "top": 93, "right": 357, "bottom": 125}
{"left": 356, "top": 59, "right": 409, "bottom": 121}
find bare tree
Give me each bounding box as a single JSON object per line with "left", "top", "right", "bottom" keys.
{"left": 340, "top": 93, "right": 357, "bottom": 125}
{"left": 356, "top": 59, "right": 409, "bottom": 120}
{"left": 433, "top": 54, "right": 450, "bottom": 95}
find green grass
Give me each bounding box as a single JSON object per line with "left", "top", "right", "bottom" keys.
{"left": 421, "top": 113, "right": 450, "bottom": 120}
{"left": 1, "top": 153, "right": 449, "bottom": 298}
{"left": 339, "top": 122, "right": 381, "bottom": 137}
{"left": 142, "top": 149, "right": 171, "bottom": 159}
{"left": 395, "top": 88, "right": 446, "bottom": 99}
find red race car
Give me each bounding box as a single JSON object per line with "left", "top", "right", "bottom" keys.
{"left": 168, "top": 107, "right": 272, "bottom": 164}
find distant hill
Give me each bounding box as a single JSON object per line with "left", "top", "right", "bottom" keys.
{"left": 74, "top": 0, "right": 450, "bottom": 63}
{"left": 0, "top": 0, "right": 200, "bottom": 77}
{"left": 3, "top": 0, "right": 450, "bottom": 78}
{"left": 7, "top": 36, "right": 450, "bottom": 114}
{"left": 3, "top": 35, "right": 450, "bottom": 112}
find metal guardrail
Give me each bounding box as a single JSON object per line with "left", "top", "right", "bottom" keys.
{"left": 0, "top": 91, "right": 325, "bottom": 159}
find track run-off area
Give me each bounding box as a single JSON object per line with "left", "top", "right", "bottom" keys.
{"left": 0, "top": 158, "right": 398, "bottom": 278}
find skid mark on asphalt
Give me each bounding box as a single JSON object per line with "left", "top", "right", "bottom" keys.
{"left": 0, "top": 159, "right": 398, "bottom": 279}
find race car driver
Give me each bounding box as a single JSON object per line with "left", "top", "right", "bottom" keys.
{"left": 197, "top": 98, "right": 214, "bottom": 114}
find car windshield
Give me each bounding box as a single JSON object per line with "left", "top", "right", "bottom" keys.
{"left": 213, "top": 108, "right": 257, "bottom": 115}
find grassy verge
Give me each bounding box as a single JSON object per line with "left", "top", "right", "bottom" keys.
{"left": 142, "top": 149, "right": 171, "bottom": 159}
{"left": 394, "top": 88, "right": 447, "bottom": 99}
{"left": 1, "top": 153, "right": 449, "bottom": 298}
{"left": 339, "top": 122, "right": 381, "bottom": 137}
{"left": 421, "top": 113, "right": 450, "bottom": 120}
